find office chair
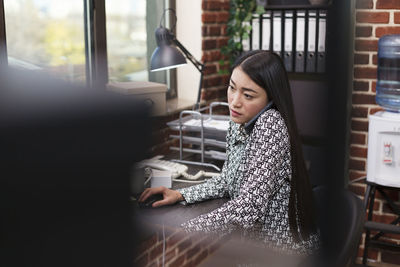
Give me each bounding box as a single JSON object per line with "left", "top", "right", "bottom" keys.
{"left": 310, "top": 186, "right": 365, "bottom": 267}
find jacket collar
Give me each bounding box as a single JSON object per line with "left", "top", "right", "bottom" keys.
{"left": 244, "top": 101, "right": 274, "bottom": 134}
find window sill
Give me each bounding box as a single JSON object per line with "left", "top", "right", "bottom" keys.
{"left": 164, "top": 98, "right": 202, "bottom": 116}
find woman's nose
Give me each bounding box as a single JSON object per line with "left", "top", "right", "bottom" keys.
{"left": 231, "top": 93, "right": 241, "bottom": 107}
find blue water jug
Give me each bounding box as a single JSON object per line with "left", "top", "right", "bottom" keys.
{"left": 376, "top": 35, "right": 400, "bottom": 112}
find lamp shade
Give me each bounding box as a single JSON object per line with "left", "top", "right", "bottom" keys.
{"left": 150, "top": 27, "right": 187, "bottom": 72}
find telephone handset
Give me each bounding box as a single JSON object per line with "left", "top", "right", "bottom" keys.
{"left": 137, "top": 156, "right": 188, "bottom": 179}
{"left": 136, "top": 155, "right": 219, "bottom": 183}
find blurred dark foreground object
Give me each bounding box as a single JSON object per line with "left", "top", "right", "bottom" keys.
{"left": 305, "top": 186, "right": 365, "bottom": 267}
{"left": 0, "top": 68, "right": 151, "bottom": 267}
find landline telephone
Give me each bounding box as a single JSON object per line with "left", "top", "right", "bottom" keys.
{"left": 136, "top": 155, "right": 219, "bottom": 183}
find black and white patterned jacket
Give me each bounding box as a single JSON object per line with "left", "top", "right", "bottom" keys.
{"left": 177, "top": 108, "right": 319, "bottom": 255}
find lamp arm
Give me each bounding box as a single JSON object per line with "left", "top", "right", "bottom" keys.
{"left": 172, "top": 38, "right": 204, "bottom": 73}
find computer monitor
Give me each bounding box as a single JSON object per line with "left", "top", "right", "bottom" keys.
{"left": 0, "top": 68, "right": 151, "bottom": 267}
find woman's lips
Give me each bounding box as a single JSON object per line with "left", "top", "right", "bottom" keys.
{"left": 230, "top": 109, "right": 241, "bottom": 117}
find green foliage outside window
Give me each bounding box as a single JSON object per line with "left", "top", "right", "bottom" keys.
{"left": 219, "top": 0, "right": 265, "bottom": 74}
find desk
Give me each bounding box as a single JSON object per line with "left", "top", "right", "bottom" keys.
{"left": 132, "top": 156, "right": 229, "bottom": 267}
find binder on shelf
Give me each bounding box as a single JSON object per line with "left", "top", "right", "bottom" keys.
{"left": 252, "top": 14, "right": 260, "bottom": 50}
{"left": 242, "top": 21, "right": 250, "bottom": 52}
{"left": 261, "top": 11, "right": 272, "bottom": 50}
{"left": 272, "top": 12, "right": 282, "bottom": 57}
{"left": 317, "top": 10, "right": 327, "bottom": 73}
{"left": 284, "top": 11, "right": 293, "bottom": 72}
{"left": 306, "top": 10, "right": 317, "bottom": 73}
{"left": 295, "top": 10, "right": 306, "bottom": 72}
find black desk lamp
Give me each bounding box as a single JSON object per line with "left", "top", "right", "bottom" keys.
{"left": 150, "top": 8, "right": 204, "bottom": 110}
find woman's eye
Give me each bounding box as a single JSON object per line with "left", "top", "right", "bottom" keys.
{"left": 228, "top": 85, "right": 235, "bottom": 90}
{"left": 244, "top": 94, "right": 253, "bottom": 99}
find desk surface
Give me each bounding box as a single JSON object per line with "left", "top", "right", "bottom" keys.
{"left": 132, "top": 154, "right": 227, "bottom": 241}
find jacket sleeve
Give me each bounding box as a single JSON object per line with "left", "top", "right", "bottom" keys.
{"left": 176, "top": 160, "right": 229, "bottom": 204}
{"left": 181, "top": 110, "right": 291, "bottom": 234}
{"left": 176, "top": 121, "right": 234, "bottom": 204}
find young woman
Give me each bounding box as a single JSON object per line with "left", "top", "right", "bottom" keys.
{"left": 139, "top": 50, "right": 319, "bottom": 254}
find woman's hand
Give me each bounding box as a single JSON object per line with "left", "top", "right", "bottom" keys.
{"left": 138, "top": 186, "right": 184, "bottom": 208}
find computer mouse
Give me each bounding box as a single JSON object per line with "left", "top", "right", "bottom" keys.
{"left": 138, "top": 193, "right": 163, "bottom": 208}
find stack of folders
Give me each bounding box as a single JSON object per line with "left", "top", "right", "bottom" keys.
{"left": 243, "top": 9, "right": 327, "bottom": 73}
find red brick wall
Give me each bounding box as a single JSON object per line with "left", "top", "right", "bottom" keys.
{"left": 200, "top": 0, "right": 230, "bottom": 104}
{"left": 134, "top": 226, "right": 227, "bottom": 267}
{"left": 351, "top": 0, "right": 400, "bottom": 265}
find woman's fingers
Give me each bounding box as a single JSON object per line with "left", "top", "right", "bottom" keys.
{"left": 152, "top": 198, "right": 170, "bottom": 208}
{"left": 138, "top": 186, "right": 166, "bottom": 202}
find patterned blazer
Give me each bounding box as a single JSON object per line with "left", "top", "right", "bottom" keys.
{"left": 177, "top": 108, "right": 319, "bottom": 255}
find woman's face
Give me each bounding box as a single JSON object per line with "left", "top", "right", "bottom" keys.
{"left": 227, "top": 67, "right": 269, "bottom": 124}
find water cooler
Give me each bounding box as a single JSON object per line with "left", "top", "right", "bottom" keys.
{"left": 367, "top": 35, "right": 400, "bottom": 187}
{"left": 363, "top": 35, "right": 400, "bottom": 265}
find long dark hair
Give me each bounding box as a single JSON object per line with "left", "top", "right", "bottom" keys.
{"left": 232, "top": 50, "right": 315, "bottom": 241}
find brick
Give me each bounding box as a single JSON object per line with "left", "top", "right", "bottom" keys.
{"left": 192, "top": 250, "right": 209, "bottom": 266}
{"left": 356, "top": 12, "right": 390, "bottom": 24}
{"left": 371, "top": 81, "right": 377, "bottom": 92}
{"left": 134, "top": 252, "right": 149, "bottom": 267}
{"left": 353, "top": 81, "right": 369, "bottom": 92}
{"left": 349, "top": 159, "right": 366, "bottom": 171}
{"left": 202, "top": 39, "right": 217, "bottom": 50}
{"left": 376, "top": 189, "right": 400, "bottom": 202}
{"left": 137, "top": 234, "right": 158, "bottom": 255}
{"left": 202, "top": 50, "right": 222, "bottom": 62}
{"left": 372, "top": 213, "right": 398, "bottom": 224}
{"left": 351, "top": 132, "right": 367, "bottom": 145}
{"left": 350, "top": 146, "right": 368, "bottom": 158}
{"left": 147, "top": 260, "right": 158, "bottom": 267}
{"left": 355, "top": 40, "right": 378, "bottom": 52}
{"left": 352, "top": 106, "right": 369, "bottom": 118}
{"left": 352, "top": 93, "right": 376, "bottom": 105}
{"left": 208, "top": 25, "right": 221, "bottom": 36}
{"left": 372, "top": 54, "right": 377, "bottom": 65}
{"left": 150, "top": 243, "right": 163, "bottom": 259}
{"left": 349, "top": 183, "right": 366, "bottom": 196}
{"left": 349, "top": 170, "right": 366, "bottom": 181}
{"left": 164, "top": 249, "right": 177, "bottom": 264}
{"left": 376, "top": 26, "right": 400, "bottom": 38}
{"left": 395, "top": 12, "right": 400, "bottom": 24}
{"left": 177, "top": 238, "right": 192, "bottom": 253}
{"left": 182, "top": 261, "right": 195, "bottom": 267}
{"left": 166, "top": 231, "right": 186, "bottom": 250}
{"left": 202, "top": 1, "right": 222, "bottom": 11}
{"left": 201, "top": 26, "right": 207, "bottom": 37}
{"left": 356, "top": 26, "right": 372, "bottom": 37}
{"left": 169, "top": 254, "right": 185, "bottom": 267}
{"left": 376, "top": 0, "right": 400, "bottom": 9}
{"left": 221, "top": 25, "right": 228, "bottom": 36}
{"left": 202, "top": 12, "right": 217, "bottom": 23}
{"left": 203, "top": 76, "right": 222, "bottom": 87}
{"left": 357, "top": 247, "right": 379, "bottom": 260}
{"left": 370, "top": 106, "right": 384, "bottom": 114}
{"left": 351, "top": 119, "right": 369, "bottom": 131}
{"left": 217, "top": 37, "right": 229, "bottom": 48}
{"left": 354, "top": 67, "right": 377, "bottom": 79}
{"left": 217, "top": 11, "right": 230, "bottom": 23}
{"left": 354, "top": 53, "right": 369, "bottom": 65}
{"left": 382, "top": 201, "right": 400, "bottom": 213}
{"left": 203, "top": 64, "right": 217, "bottom": 75}
{"left": 382, "top": 250, "right": 400, "bottom": 265}
{"left": 356, "top": 0, "right": 373, "bottom": 9}
{"left": 186, "top": 245, "right": 201, "bottom": 259}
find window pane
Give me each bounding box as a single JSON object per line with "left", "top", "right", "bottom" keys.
{"left": 106, "top": 0, "right": 148, "bottom": 82}
{"left": 106, "top": 0, "right": 172, "bottom": 86}
{"left": 4, "top": 0, "right": 86, "bottom": 83}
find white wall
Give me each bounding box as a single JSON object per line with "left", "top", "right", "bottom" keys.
{"left": 176, "top": 0, "right": 202, "bottom": 103}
